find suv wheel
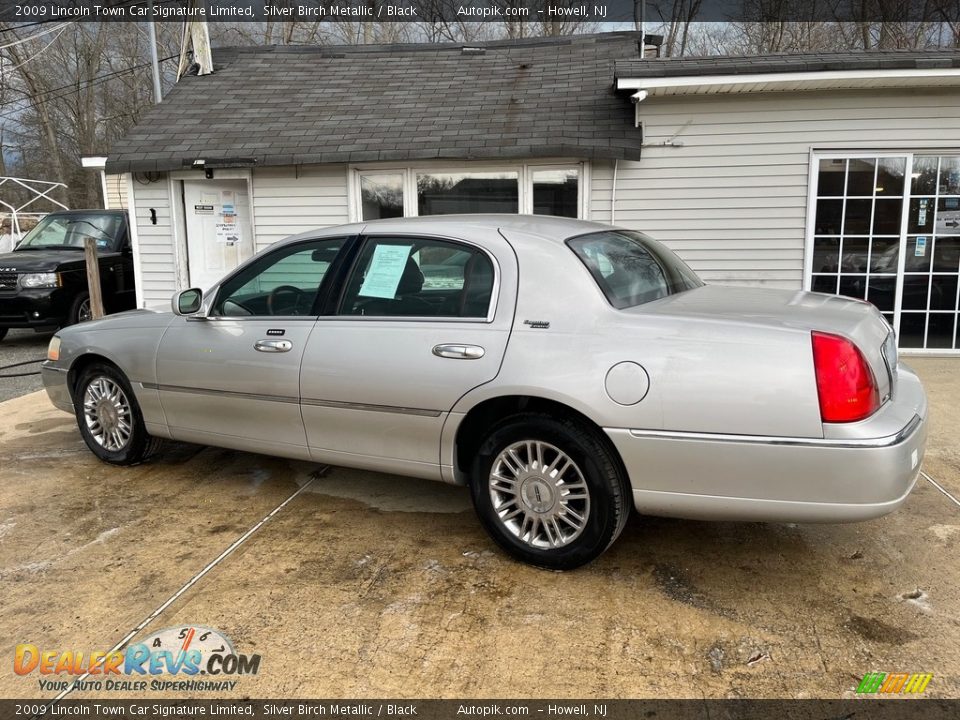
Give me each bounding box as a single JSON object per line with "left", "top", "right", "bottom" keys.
{"left": 470, "top": 412, "right": 630, "bottom": 570}
{"left": 69, "top": 293, "right": 93, "bottom": 325}
{"left": 74, "top": 362, "right": 162, "bottom": 465}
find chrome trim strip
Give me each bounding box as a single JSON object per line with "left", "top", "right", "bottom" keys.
{"left": 41, "top": 364, "right": 68, "bottom": 373}
{"left": 301, "top": 397, "right": 442, "bottom": 418}
{"left": 624, "top": 414, "right": 922, "bottom": 449}
{"left": 142, "top": 382, "right": 299, "bottom": 405}
{"left": 143, "top": 382, "right": 442, "bottom": 417}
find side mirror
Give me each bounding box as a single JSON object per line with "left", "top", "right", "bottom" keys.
{"left": 173, "top": 288, "right": 203, "bottom": 316}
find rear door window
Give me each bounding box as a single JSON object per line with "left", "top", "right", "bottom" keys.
{"left": 339, "top": 236, "right": 495, "bottom": 319}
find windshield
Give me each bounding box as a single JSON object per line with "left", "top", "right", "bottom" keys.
{"left": 568, "top": 230, "right": 703, "bottom": 309}
{"left": 16, "top": 214, "right": 123, "bottom": 251}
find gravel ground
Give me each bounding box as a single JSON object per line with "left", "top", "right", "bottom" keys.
{"left": 0, "top": 328, "right": 54, "bottom": 402}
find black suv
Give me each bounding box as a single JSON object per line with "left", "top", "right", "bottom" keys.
{"left": 0, "top": 210, "right": 135, "bottom": 342}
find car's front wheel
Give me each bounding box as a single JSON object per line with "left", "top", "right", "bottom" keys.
{"left": 74, "top": 362, "right": 161, "bottom": 465}
{"left": 470, "top": 413, "right": 630, "bottom": 570}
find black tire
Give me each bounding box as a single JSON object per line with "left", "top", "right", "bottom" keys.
{"left": 68, "top": 292, "right": 92, "bottom": 326}
{"left": 73, "top": 362, "right": 162, "bottom": 465}
{"left": 0, "top": 327, "right": 7, "bottom": 342}
{"left": 470, "top": 412, "right": 630, "bottom": 570}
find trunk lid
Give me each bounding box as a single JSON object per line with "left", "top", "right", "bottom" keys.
{"left": 634, "top": 285, "right": 896, "bottom": 403}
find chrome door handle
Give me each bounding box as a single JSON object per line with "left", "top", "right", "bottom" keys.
{"left": 432, "top": 344, "right": 485, "bottom": 360}
{"left": 254, "top": 339, "right": 293, "bottom": 353}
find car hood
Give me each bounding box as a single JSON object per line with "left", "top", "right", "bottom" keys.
{"left": 632, "top": 284, "right": 895, "bottom": 399}
{"left": 0, "top": 249, "right": 86, "bottom": 272}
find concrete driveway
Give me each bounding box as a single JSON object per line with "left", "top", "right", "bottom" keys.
{"left": 1, "top": 358, "right": 958, "bottom": 699}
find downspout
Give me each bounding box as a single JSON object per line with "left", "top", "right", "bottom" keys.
{"left": 611, "top": 159, "right": 618, "bottom": 226}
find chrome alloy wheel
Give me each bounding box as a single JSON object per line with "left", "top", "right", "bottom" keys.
{"left": 83, "top": 377, "right": 133, "bottom": 451}
{"left": 489, "top": 440, "right": 591, "bottom": 549}
{"left": 77, "top": 298, "right": 93, "bottom": 323}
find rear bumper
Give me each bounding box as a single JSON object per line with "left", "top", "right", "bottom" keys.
{"left": 605, "top": 368, "right": 928, "bottom": 523}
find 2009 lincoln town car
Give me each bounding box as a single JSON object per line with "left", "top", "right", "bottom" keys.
{"left": 41, "top": 216, "right": 928, "bottom": 569}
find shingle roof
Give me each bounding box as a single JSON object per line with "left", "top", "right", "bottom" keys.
{"left": 105, "top": 32, "right": 647, "bottom": 173}
{"left": 615, "top": 49, "right": 960, "bottom": 81}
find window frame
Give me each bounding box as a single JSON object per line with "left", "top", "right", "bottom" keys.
{"left": 332, "top": 232, "right": 501, "bottom": 324}
{"left": 351, "top": 161, "right": 588, "bottom": 222}
{"left": 207, "top": 236, "right": 355, "bottom": 321}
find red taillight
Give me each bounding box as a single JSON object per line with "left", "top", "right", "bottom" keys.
{"left": 811, "top": 331, "right": 880, "bottom": 423}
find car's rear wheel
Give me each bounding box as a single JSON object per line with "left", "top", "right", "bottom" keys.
{"left": 74, "top": 362, "right": 161, "bottom": 465}
{"left": 69, "top": 293, "right": 93, "bottom": 326}
{"left": 470, "top": 413, "right": 630, "bottom": 570}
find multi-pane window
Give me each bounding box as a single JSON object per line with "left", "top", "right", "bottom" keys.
{"left": 810, "top": 157, "right": 904, "bottom": 328}
{"left": 809, "top": 154, "right": 960, "bottom": 351}
{"left": 356, "top": 165, "right": 582, "bottom": 221}
{"left": 902, "top": 156, "right": 960, "bottom": 349}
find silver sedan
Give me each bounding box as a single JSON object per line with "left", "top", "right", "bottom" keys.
{"left": 41, "top": 216, "right": 928, "bottom": 569}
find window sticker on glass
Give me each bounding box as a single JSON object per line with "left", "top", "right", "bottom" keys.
{"left": 916, "top": 237, "right": 927, "bottom": 257}
{"left": 359, "top": 244, "right": 412, "bottom": 299}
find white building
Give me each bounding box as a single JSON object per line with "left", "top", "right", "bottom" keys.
{"left": 106, "top": 33, "right": 960, "bottom": 351}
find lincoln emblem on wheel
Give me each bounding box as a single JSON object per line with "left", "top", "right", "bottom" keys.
{"left": 40, "top": 216, "right": 928, "bottom": 569}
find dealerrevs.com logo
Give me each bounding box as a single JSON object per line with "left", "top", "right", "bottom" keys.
{"left": 14, "top": 626, "right": 261, "bottom": 693}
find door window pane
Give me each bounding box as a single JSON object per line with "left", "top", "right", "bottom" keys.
{"left": 907, "top": 197, "right": 935, "bottom": 233}
{"left": 901, "top": 275, "right": 929, "bottom": 310}
{"left": 936, "top": 196, "right": 960, "bottom": 235}
{"left": 899, "top": 313, "right": 926, "bottom": 347}
{"left": 812, "top": 237, "right": 840, "bottom": 273}
{"left": 867, "top": 277, "right": 896, "bottom": 312}
{"left": 912, "top": 156, "right": 939, "bottom": 195}
{"left": 340, "top": 236, "right": 494, "bottom": 318}
{"left": 532, "top": 168, "right": 579, "bottom": 217}
{"left": 839, "top": 275, "right": 866, "bottom": 300}
{"left": 417, "top": 172, "right": 519, "bottom": 216}
{"left": 927, "top": 314, "right": 956, "bottom": 349}
{"left": 817, "top": 159, "right": 846, "bottom": 196}
{"left": 933, "top": 237, "right": 960, "bottom": 272}
{"left": 814, "top": 199, "right": 843, "bottom": 235}
{"left": 360, "top": 174, "right": 404, "bottom": 220}
{"left": 930, "top": 275, "right": 959, "bottom": 311}
{"left": 876, "top": 158, "right": 905, "bottom": 197}
{"left": 905, "top": 237, "right": 932, "bottom": 273}
{"left": 870, "top": 238, "right": 899, "bottom": 273}
{"left": 213, "top": 239, "right": 344, "bottom": 317}
{"left": 939, "top": 157, "right": 960, "bottom": 195}
{"left": 840, "top": 238, "right": 869, "bottom": 273}
{"left": 847, "top": 159, "right": 876, "bottom": 196}
{"left": 843, "top": 199, "right": 872, "bottom": 235}
{"left": 872, "top": 198, "right": 902, "bottom": 235}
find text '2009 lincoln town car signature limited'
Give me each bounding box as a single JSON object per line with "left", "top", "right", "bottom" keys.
{"left": 41, "top": 216, "right": 928, "bottom": 569}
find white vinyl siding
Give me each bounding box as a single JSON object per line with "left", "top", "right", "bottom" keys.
{"left": 130, "top": 175, "right": 177, "bottom": 308}
{"left": 251, "top": 164, "right": 349, "bottom": 251}
{"left": 592, "top": 89, "right": 960, "bottom": 288}
{"left": 104, "top": 174, "right": 128, "bottom": 209}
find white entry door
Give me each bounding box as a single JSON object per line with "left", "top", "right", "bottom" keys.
{"left": 183, "top": 179, "right": 254, "bottom": 291}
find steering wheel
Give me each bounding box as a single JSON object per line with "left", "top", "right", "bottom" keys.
{"left": 267, "top": 285, "right": 304, "bottom": 315}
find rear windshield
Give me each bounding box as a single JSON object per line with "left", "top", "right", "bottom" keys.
{"left": 568, "top": 230, "right": 702, "bottom": 309}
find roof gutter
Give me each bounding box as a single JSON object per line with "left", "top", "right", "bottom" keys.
{"left": 616, "top": 67, "right": 960, "bottom": 93}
